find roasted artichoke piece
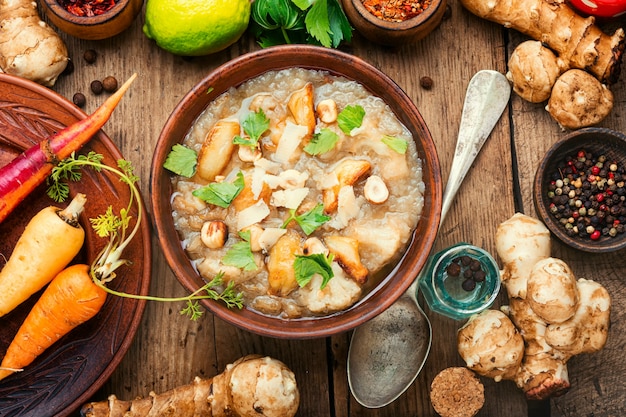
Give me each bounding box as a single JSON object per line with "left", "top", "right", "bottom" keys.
{"left": 267, "top": 229, "right": 302, "bottom": 296}
{"left": 325, "top": 235, "right": 368, "bottom": 284}
{"left": 287, "top": 82, "right": 316, "bottom": 138}
{"left": 322, "top": 159, "right": 371, "bottom": 213}
{"left": 196, "top": 120, "right": 239, "bottom": 181}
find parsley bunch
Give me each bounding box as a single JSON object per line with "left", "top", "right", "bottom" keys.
{"left": 250, "top": 0, "right": 353, "bottom": 48}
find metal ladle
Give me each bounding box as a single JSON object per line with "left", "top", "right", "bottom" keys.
{"left": 347, "top": 70, "right": 511, "bottom": 408}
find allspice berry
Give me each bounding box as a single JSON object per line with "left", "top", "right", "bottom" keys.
{"left": 73, "top": 92, "right": 86, "bottom": 108}
{"left": 420, "top": 76, "right": 434, "bottom": 90}
{"left": 91, "top": 80, "right": 104, "bottom": 95}
{"left": 83, "top": 49, "right": 97, "bottom": 64}
{"left": 102, "top": 76, "right": 118, "bottom": 93}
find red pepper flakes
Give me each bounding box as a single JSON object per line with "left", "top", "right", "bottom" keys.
{"left": 58, "top": 0, "right": 117, "bottom": 17}
{"left": 361, "top": 0, "right": 431, "bottom": 22}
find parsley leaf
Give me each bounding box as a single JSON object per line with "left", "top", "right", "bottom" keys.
{"left": 233, "top": 109, "right": 270, "bottom": 147}
{"left": 294, "top": 252, "right": 334, "bottom": 288}
{"left": 282, "top": 203, "right": 330, "bottom": 235}
{"left": 250, "top": 0, "right": 352, "bottom": 48}
{"left": 222, "top": 230, "right": 257, "bottom": 271}
{"left": 163, "top": 144, "right": 198, "bottom": 178}
{"left": 381, "top": 135, "right": 408, "bottom": 154}
{"left": 192, "top": 171, "right": 245, "bottom": 208}
{"left": 338, "top": 104, "right": 365, "bottom": 135}
{"left": 304, "top": 128, "right": 339, "bottom": 155}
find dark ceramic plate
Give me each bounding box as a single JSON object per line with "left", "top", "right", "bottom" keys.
{"left": 0, "top": 74, "right": 151, "bottom": 417}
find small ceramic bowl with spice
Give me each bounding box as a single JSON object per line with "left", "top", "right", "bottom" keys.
{"left": 417, "top": 243, "right": 501, "bottom": 321}
{"left": 41, "top": 0, "right": 143, "bottom": 40}
{"left": 340, "top": 0, "right": 448, "bottom": 46}
{"left": 534, "top": 127, "right": 626, "bottom": 253}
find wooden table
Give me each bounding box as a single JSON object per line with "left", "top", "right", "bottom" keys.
{"left": 48, "top": 1, "right": 626, "bottom": 415}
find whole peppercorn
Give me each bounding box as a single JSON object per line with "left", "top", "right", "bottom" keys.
{"left": 420, "top": 76, "right": 434, "bottom": 90}
{"left": 72, "top": 92, "right": 86, "bottom": 108}
{"left": 83, "top": 49, "right": 97, "bottom": 64}
{"left": 62, "top": 59, "right": 74, "bottom": 76}
{"left": 102, "top": 76, "right": 118, "bottom": 93}
{"left": 446, "top": 262, "right": 461, "bottom": 277}
{"left": 462, "top": 279, "right": 476, "bottom": 291}
{"left": 91, "top": 80, "right": 104, "bottom": 95}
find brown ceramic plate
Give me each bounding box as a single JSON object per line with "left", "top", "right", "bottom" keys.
{"left": 0, "top": 74, "right": 151, "bottom": 417}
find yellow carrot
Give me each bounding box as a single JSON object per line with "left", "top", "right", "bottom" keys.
{"left": 0, "top": 193, "right": 86, "bottom": 317}
{"left": 0, "top": 263, "right": 107, "bottom": 381}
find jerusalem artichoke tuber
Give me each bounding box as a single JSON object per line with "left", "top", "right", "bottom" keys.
{"left": 0, "top": 0, "right": 69, "bottom": 86}
{"left": 80, "top": 355, "right": 300, "bottom": 417}
{"left": 458, "top": 213, "right": 611, "bottom": 400}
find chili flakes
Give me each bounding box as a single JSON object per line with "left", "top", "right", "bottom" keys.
{"left": 361, "top": 0, "right": 432, "bottom": 22}
{"left": 58, "top": 0, "right": 118, "bottom": 17}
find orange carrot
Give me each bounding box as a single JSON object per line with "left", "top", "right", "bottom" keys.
{"left": 0, "top": 73, "right": 137, "bottom": 224}
{"left": 0, "top": 264, "right": 106, "bottom": 381}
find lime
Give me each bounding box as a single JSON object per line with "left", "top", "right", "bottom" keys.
{"left": 143, "top": 0, "right": 251, "bottom": 56}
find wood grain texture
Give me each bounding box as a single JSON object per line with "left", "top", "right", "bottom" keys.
{"left": 41, "top": 0, "right": 626, "bottom": 415}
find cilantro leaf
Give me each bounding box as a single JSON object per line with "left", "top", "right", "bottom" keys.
{"left": 192, "top": 171, "right": 245, "bottom": 208}
{"left": 338, "top": 104, "right": 365, "bottom": 135}
{"left": 163, "top": 144, "right": 198, "bottom": 178}
{"left": 304, "top": 128, "right": 339, "bottom": 155}
{"left": 233, "top": 109, "right": 270, "bottom": 147}
{"left": 282, "top": 203, "right": 330, "bottom": 235}
{"left": 381, "top": 135, "right": 408, "bottom": 154}
{"left": 327, "top": 0, "right": 352, "bottom": 47}
{"left": 222, "top": 231, "right": 258, "bottom": 271}
{"left": 294, "top": 252, "right": 334, "bottom": 288}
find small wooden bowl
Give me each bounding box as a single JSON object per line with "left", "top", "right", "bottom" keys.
{"left": 340, "top": 0, "right": 447, "bottom": 46}
{"left": 534, "top": 127, "right": 626, "bottom": 253}
{"left": 41, "top": 0, "right": 143, "bottom": 40}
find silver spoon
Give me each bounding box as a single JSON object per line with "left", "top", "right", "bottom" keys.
{"left": 347, "top": 70, "right": 511, "bottom": 408}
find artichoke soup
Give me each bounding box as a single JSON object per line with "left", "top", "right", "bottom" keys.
{"left": 168, "top": 68, "right": 425, "bottom": 318}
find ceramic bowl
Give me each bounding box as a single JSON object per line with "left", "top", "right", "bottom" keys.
{"left": 41, "top": 0, "right": 143, "bottom": 40}
{"left": 534, "top": 127, "right": 626, "bottom": 253}
{"left": 340, "top": 0, "right": 447, "bottom": 46}
{"left": 150, "top": 45, "right": 442, "bottom": 339}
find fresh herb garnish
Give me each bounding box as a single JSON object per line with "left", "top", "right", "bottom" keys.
{"left": 163, "top": 144, "right": 198, "bottom": 177}
{"left": 337, "top": 104, "right": 365, "bottom": 135}
{"left": 304, "top": 128, "right": 339, "bottom": 155}
{"left": 250, "top": 0, "right": 352, "bottom": 48}
{"left": 294, "top": 252, "right": 334, "bottom": 288}
{"left": 222, "top": 230, "right": 258, "bottom": 271}
{"left": 233, "top": 109, "right": 270, "bottom": 147}
{"left": 48, "top": 152, "right": 243, "bottom": 320}
{"left": 192, "top": 171, "right": 245, "bottom": 208}
{"left": 281, "top": 203, "right": 330, "bottom": 235}
{"left": 381, "top": 135, "right": 408, "bottom": 154}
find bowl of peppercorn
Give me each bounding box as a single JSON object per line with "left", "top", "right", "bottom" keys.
{"left": 534, "top": 127, "right": 626, "bottom": 253}
{"left": 340, "top": 0, "right": 448, "bottom": 46}
{"left": 41, "top": 0, "right": 143, "bottom": 40}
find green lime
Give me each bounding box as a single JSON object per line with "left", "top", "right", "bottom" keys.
{"left": 143, "top": 0, "right": 251, "bottom": 56}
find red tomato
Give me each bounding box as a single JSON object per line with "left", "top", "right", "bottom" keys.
{"left": 568, "top": 0, "right": 626, "bottom": 18}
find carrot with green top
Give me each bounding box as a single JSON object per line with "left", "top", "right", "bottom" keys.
{"left": 0, "top": 193, "right": 87, "bottom": 317}
{"left": 0, "top": 263, "right": 106, "bottom": 381}
{"left": 0, "top": 73, "right": 137, "bottom": 224}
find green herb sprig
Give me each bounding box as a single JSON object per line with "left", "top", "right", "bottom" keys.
{"left": 281, "top": 203, "right": 330, "bottom": 235}
{"left": 48, "top": 151, "right": 243, "bottom": 320}
{"left": 250, "top": 0, "right": 352, "bottom": 48}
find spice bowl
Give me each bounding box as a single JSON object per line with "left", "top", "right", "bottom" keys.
{"left": 41, "top": 0, "right": 143, "bottom": 40}
{"left": 417, "top": 243, "right": 501, "bottom": 321}
{"left": 534, "top": 127, "right": 626, "bottom": 253}
{"left": 340, "top": 0, "right": 447, "bottom": 46}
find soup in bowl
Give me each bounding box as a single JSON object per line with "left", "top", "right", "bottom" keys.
{"left": 150, "top": 46, "right": 442, "bottom": 339}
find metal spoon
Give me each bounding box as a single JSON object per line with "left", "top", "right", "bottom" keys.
{"left": 347, "top": 70, "right": 511, "bottom": 408}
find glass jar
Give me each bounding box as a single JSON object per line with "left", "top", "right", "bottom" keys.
{"left": 418, "top": 243, "right": 501, "bottom": 320}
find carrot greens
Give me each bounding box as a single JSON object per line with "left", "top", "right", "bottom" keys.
{"left": 48, "top": 152, "right": 243, "bottom": 320}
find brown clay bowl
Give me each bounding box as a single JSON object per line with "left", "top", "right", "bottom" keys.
{"left": 41, "top": 0, "right": 143, "bottom": 40}
{"left": 340, "top": 0, "right": 447, "bottom": 46}
{"left": 534, "top": 127, "right": 626, "bottom": 253}
{"left": 150, "top": 45, "right": 442, "bottom": 339}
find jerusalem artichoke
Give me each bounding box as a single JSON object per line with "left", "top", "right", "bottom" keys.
{"left": 80, "top": 355, "right": 300, "bottom": 417}
{"left": 457, "top": 213, "right": 611, "bottom": 400}
{"left": 0, "top": 0, "right": 69, "bottom": 87}
{"left": 461, "top": 0, "right": 624, "bottom": 128}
